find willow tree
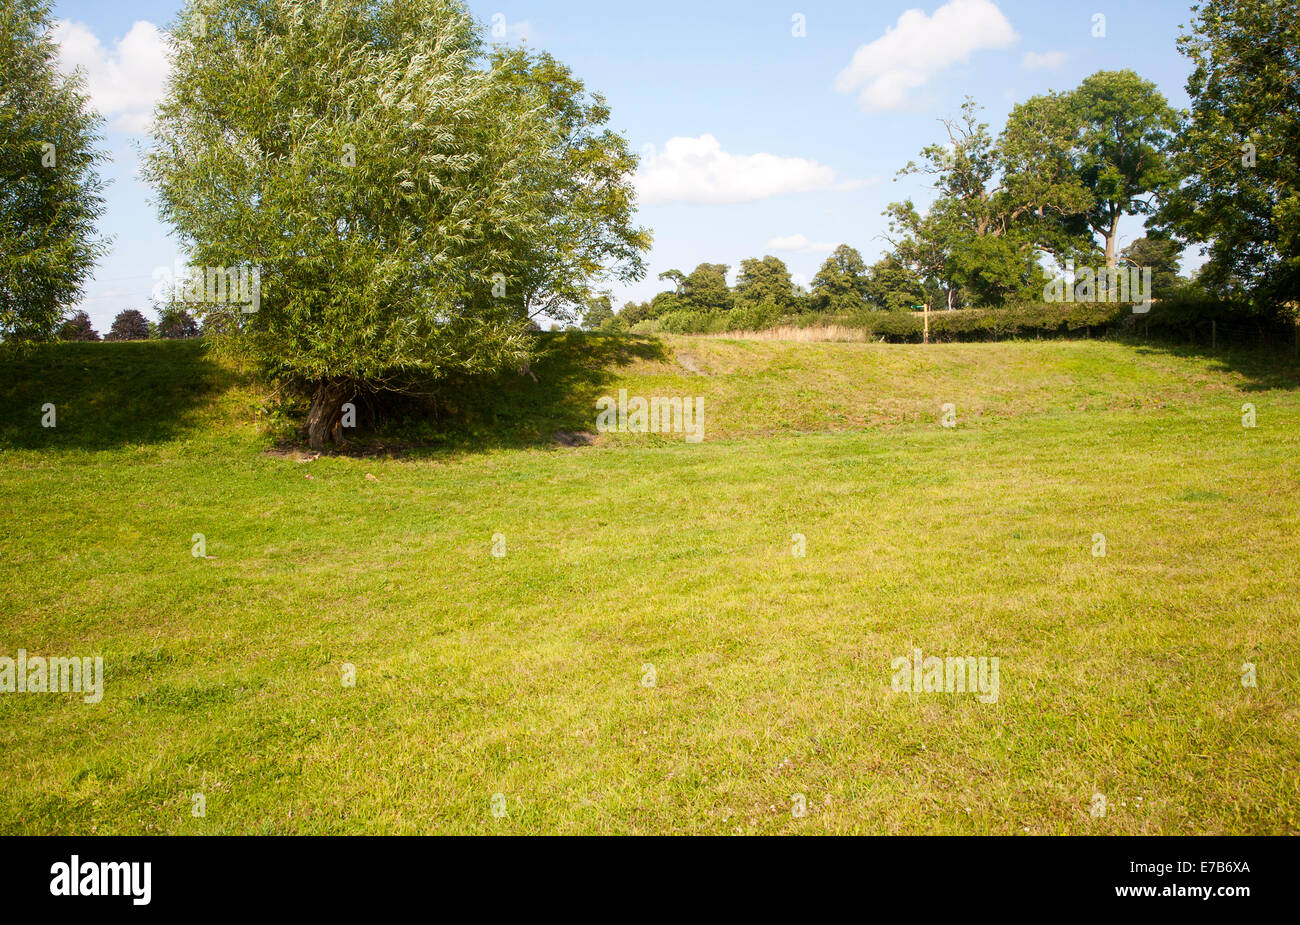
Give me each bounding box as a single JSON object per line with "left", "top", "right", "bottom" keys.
{"left": 0, "top": 0, "right": 108, "bottom": 342}
{"left": 144, "top": 0, "right": 648, "bottom": 449}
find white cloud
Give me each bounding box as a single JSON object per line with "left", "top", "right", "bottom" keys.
{"left": 767, "top": 234, "right": 837, "bottom": 256}
{"left": 636, "top": 135, "right": 862, "bottom": 205}
{"left": 834, "top": 0, "right": 1018, "bottom": 111}
{"left": 53, "top": 20, "right": 169, "bottom": 133}
{"left": 1021, "top": 50, "right": 1067, "bottom": 70}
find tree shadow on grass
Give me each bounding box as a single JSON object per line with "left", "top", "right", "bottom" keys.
{"left": 1117, "top": 335, "right": 1300, "bottom": 393}
{"left": 339, "top": 331, "right": 670, "bottom": 455}
{"left": 0, "top": 340, "right": 238, "bottom": 450}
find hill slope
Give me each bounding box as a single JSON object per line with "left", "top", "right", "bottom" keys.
{"left": 3, "top": 334, "right": 1295, "bottom": 450}
{"left": 1, "top": 336, "right": 1297, "bottom": 834}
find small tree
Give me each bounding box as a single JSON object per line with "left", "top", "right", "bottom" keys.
{"left": 882, "top": 201, "right": 959, "bottom": 314}
{"left": 57, "top": 309, "right": 99, "bottom": 341}
{"left": 657, "top": 269, "right": 688, "bottom": 295}
{"left": 679, "top": 263, "right": 732, "bottom": 314}
{"left": 863, "top": 256, "right": 925, "bottom": 312}
{"left": 619, "top": 300, "right": 657, "bottom": 326}
{"left": 105, "top": 308, "right": 151, "bottom": 341}
{"left": 155, "top": 305, "right": 199, "bottom": 339}
{"left": 812, "top": 244, "right": 871, "bottom": 312}
{"left": 1120, "top": 235, "right": 1183, "bottom": 294}
{"left": 734, "top": 256, "right": 794, "bottom": 312}
{"left": 581, "top": 294, "right": 615, "bottom": 330}
{"left": 0, "top": 0, "right": 108, "bottom": 342}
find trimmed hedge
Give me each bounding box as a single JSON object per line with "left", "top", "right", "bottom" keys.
{"left": 635, "top": 297, "right": 1298, "bottom": 346}
{"left": 856, "top": 302, "right": 1131, "bottom": 342}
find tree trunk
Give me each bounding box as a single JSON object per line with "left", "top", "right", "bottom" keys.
{"left": 1104, "top": 212, "right": 1121, "bottom": 268}
{"left": 306, "top": 379, "right": 354, "bottom": 451}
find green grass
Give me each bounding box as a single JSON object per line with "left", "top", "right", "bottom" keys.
{"left": 1, "top": 334, "right": 1298, "bottom": 834}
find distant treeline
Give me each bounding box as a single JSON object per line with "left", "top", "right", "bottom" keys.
{"left": 586, "top": 233, "right": 1220, "bottom": 338}
{"left": 589, "top": 1, "right": 1299, "bottom": 339}
{"left": 53, "top": 306, "right": 205, "bottom": 342}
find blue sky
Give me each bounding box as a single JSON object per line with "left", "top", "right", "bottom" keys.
{"left": 51, "top": 0, "right": 1203, "bottom": 330}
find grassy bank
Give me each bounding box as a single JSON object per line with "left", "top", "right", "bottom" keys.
{"left": 1, "top": 336, "right": 1297, "bottom": 833}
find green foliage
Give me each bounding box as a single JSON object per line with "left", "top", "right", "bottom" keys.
{"left": 650, "top": 290, "right": 685, "bottom": 316}
{"left": 657, "top": 269, "right": 687, "bottom": 294}
{"left": 656, "top": 309, "right": 720, "bottom": 335}
{"left": 921, "top": 302, "right": 1129, "bottom": 340}
{"left": 886, "top": 100, "right": 1046, "bottom": 308}
{"left": 1000, "top": 91, "right": 1096, "bottom": 262}
{"left": 727, "top": 299, "right": 781, "bottom": 332}
{"left": 618, "top": 299, "right": 656, "bottom": 326}
{"left": 863, "top": 255, "right": 924, "bottom": 312}
{"left": 144, "top": 0, "right": 523, "bottom": 383}
{"left": 581, "top": 293, "right": 615, "bottom": 331}
{"left": 944, "top": 230, "right": 1051, "bottom": 307}
{"left": 142, "top": 0, "right": 648, "bottom": 447}
{"left": 1163, "top": 0, "right": 1300, "bottom": 310}
{"left": 583, "top": 297, "right": 629, "bottom": 333}
{"left": 199, "top": 309, "right": 237, "bottom": 338}
{"left": 734, "top": 255, "right": 794, "bottom": 311}
{"left": 156, "top": 305, "right": 200, "bottom": 339}
{"left": 680, "top": 263, "right": 733, "bottom": 313}
{"left": 882, "top": 80, "right": 1177, "bottom": 310}
{"left": 485, "top": 47, "right": 651, "bottom": 324}
{"left": 774, "top": 302, "right": 1145, "bottom": 342}
{"left": 1121, "top": 235, "right": 1183, "bottom": 295}
{"left": 811, "top": 244, "right": 871, "bottom": 311}
{"left": 0, "top": 0, "right": 108, "bottom": 342}
{"left": 57, "top": 309, "right": 99, "bottom": 341}
{"left": 883, "top": 199, "right": 957, "bottom": 308}
{"left": 1068, "top": 70, "right": 1178, "bottom": 264}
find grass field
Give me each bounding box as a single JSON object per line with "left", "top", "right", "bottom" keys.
{"left": 1, "top": 334, "right": 1298, "bottom": 834}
